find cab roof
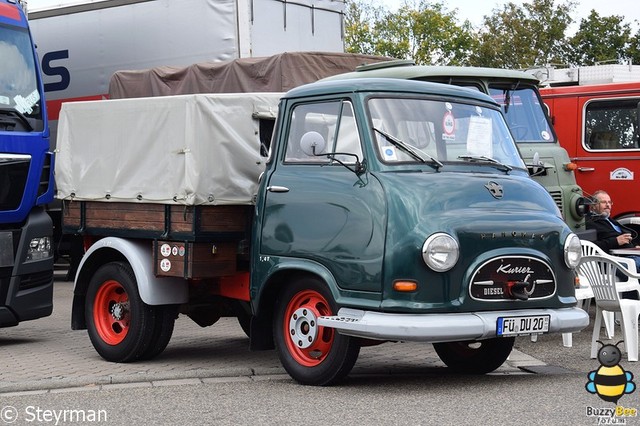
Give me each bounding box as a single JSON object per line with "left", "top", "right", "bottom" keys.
{"left": 322, "top": 61, "right": 540, "bottom": 85}
{"left": 283, "top": 77, "right": 500, "bottom": 106}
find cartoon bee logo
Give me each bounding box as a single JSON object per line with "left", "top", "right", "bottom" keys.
{"left": 586, "top": 341, "right": 636, "bottom": 403}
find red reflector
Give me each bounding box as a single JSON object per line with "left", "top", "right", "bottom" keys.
{"left": 0, "top": 3, "right": 21, "bottom": 21}
{"left": 564, "top": 162, "right": 578, "bottom": 171}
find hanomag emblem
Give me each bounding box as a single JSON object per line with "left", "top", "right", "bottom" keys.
{"left": 485, "top": 181, "right": 503, "bottom": 199}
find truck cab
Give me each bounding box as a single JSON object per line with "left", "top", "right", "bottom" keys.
{"left": 0, "top": 0, "right": 55, "bottom": 327}
{"left": 322, "top": 62, "right": 590, "bottom": 238}
{"left": 252, "top": 78, "right": 588, "bottom": 384}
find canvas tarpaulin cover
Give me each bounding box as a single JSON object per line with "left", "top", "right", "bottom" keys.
{"left": 108, "top": 51, "right": 392, "bottom": 98}
{"left": 55, "top": 92, "right": 282, "bottom": 205}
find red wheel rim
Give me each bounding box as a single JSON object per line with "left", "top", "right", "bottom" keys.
{"left": 283, "top": 289, "right": 334, "bottom": 367}
{"left": 93, "top": 280, "right": 130, "bottom": 345}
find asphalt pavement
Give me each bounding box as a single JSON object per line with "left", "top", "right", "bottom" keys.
{"left": 0, "top": 267, "right": 621, "bottom": 395}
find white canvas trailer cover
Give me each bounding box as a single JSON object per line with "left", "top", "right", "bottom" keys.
{"left": 55, "top": 93, "right": 282, "bottom": 205}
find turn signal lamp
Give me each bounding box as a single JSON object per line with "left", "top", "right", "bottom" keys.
{"left": 393, "top": 281, "right": 418, "bottom": 292}
{"left": 563, "top": 162, "right": 578, "bottom": 171}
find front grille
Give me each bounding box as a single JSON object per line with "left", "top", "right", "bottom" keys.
{"left": 0, "top": 156, "right": 30, "bottom": 211}
{"left": 470, "top": 256, "right": 556, "bottom": 301}
{"left": 19, "top": 270, "right": 54, "bottom": 290}
{"left": 548, "top": 190, "right": 563, "bottom": 216}
{"left": 0, "top": 229, "right": 18, "bottom": 268}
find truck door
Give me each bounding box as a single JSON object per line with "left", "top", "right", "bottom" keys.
{"left": 260, "top": 99, "right": 386, "bottom": 294}
{"left": 575, "top": 95, "right": 640, "bottom": 216}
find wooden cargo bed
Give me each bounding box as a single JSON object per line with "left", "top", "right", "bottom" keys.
{"left": 62, "top": 200, "right": 253, "bottom": 279}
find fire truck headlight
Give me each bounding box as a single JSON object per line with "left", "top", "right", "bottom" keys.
{"left": 422, "top": 233, "right": 459, "bottom": 272}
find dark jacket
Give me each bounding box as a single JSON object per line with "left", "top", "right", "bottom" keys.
{"left": 586, "top": 215, "right": 634, "bottom": 253}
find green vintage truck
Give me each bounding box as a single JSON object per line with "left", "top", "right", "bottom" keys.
{"left": 57, "top": 78, "right": 588, "bottom": 386}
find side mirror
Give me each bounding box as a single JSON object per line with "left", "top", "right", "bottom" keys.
{"left": 528, "top": 152, "right": 544, "bottom": 176}
{"left": 300, "top": 131, "right": 326, "bottom": 156}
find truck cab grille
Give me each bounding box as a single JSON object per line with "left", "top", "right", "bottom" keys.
{"left": 0, "top": 156, "right": 30, "bottom": 211}
{"left": 470, "top": 256, "right": 556, "bottom": 301}
{"left": 548, "top": 190, "right": 563, "bottom": 216}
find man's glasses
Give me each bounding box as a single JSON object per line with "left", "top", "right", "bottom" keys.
{"left": 598, "top": 200, "right": 613, "bottom": 205}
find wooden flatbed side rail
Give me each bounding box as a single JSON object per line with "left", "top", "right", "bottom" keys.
{"left": 62, "top": 200, "right": 253, "bottom": 242}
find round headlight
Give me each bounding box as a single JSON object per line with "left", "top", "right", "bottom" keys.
{"left": 422, "top": 233, "right": 459, "bottom": 272}
{"left": 564, "top": 233, "right": 582, "bottom": 269}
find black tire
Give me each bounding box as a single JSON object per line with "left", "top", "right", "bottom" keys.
{"left": 433, "top": 337, "right": 515, "bottom": 374}
{"left": 85, "top": 261, "right": 156, "bottom": 363}
{"left": 273, "top": 277, "right": 360, "bottom": 386}
{"left": 138, "top": 304, "right": 178, "bottom": 361}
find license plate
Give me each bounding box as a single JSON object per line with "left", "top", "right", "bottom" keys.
{"left": 497, "top": 315, "right": 550, "bottom": 337}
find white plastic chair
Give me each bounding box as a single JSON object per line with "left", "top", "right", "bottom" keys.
{"left": 555, "top": 240, "right": 610, "bottom": 347}
{"left": 560, "top": 284, "right": 593, "bottom": 347}
{"left": 581, "top": 240, "right": 640, "bottom": 279}
{"left": 580, "top": 240, "right": 640, "bottom": 337}
{"left": 578, "top": 255, "right": 640, "bottom": 362}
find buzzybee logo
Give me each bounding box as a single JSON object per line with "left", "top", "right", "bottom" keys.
{"left": 586, "top": 341, "right": 635, "bottom": 403}
{"left": 584, "top": 341, "right": 638, "bottom": 425}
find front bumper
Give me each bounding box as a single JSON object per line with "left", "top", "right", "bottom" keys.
{"left": 317, "top": 307, "right": 589, "bottom": 342}
{"left": 0, "top": 207, "right": 54, "bottom": 327}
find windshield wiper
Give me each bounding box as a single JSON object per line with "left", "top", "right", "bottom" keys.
{"left": 373, "top": 127, "right": 443, "bottom": 170}
{"left": 0, "top": 106, "right": 33, "bottom": 131}
{"left": 457, "top": 155, "right": 513, "bottom": 173}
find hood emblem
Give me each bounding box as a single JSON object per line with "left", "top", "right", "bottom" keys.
{"left": 485, "top": 181, "right": 503, "bottom": 199}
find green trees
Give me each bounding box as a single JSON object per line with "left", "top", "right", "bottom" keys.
{"left": 345, "top": 0, "right": 640, "bottom": 68}
{"left": 345, "top": 0, "right": 476, "bottom": 65}
{"left": 567, "top": 10, "right": 632, "bottom": 65}
{"left": 469, "top": 0, "right": 574, "bottom": 68}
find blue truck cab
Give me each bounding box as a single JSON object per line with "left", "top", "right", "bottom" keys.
{"left": 0, "top": 0, "right": 55, "bottom": 327}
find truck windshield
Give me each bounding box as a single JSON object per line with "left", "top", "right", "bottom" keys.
{"left": 488, "top": 85, "right": 553, "bottom": 143}
{"left": 0, "top": 22, "right": 41, "bottom": 122}
{"left": 368, "top": 96, "right": 525, "bottom": 169}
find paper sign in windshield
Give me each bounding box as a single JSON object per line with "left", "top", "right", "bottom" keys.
{"left": 466, "top": 116, "right": 492, "bottom": 158}
{"left": 13, "top": 89, "right": 39, "bottom": 114}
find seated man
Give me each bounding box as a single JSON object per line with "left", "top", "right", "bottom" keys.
{"left": 587, "top": 190, "right": 640, "bottom": 272}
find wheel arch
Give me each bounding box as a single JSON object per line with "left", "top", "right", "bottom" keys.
{"left": 253, "top": 260, "right": 340, "bottom": 317}
{"left": 71, "top": 237, "right": 188, "bottom": 330}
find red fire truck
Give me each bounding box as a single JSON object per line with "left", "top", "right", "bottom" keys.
{"left": 539, "top": 65, "right": 640, "bottom": 237}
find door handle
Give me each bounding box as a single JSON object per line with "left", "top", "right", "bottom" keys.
{"left": 267, "top": 186, "right": 290, "bottom": 193}
{"left": 577, "top": 167, "right": 595, "bottom": 172}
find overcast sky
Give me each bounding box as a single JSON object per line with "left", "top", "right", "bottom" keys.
{"left": 26, "top": 0, "right": 640, "bottom": 32}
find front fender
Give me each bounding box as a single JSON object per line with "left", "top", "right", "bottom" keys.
{"left": 252, "top": 256, "right": 381, "bottom": 314}
{"left": 75, "top": 237, "right": 188, "bottom": 305}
